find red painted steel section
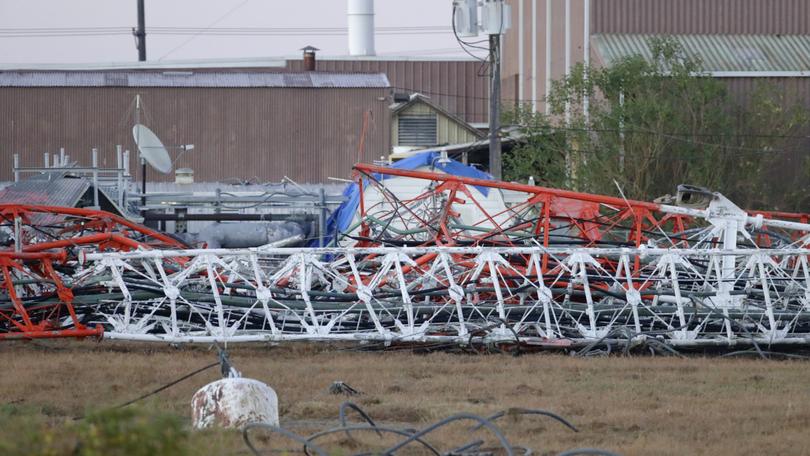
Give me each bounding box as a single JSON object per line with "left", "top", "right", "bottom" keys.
{"left": 354, "top": 163, "right": 662, "bottom": 211}
{"left": 0, "top": 205, "right": 183, "bottom": 341}
{"left": 351, "top": 164, "right": 680, "bottom": 254}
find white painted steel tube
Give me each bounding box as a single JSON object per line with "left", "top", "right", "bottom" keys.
{"left": 583, "top": 0, "right": 590, "bottom": 122}
{"left": 532, "top": 0, "right": 538, "bottom": 112}
{"left": 658, "top": 204, "right": 810, "bottom": 233}
{"left": 116, "top": 145, "right": 123, "bottom": 207}
{"left": 564, "top": 0, "right": 571, "bottom": 123}
{"left": 13, "top": 153, "right": 19, "bottom": 182}
{"left": 82, "top": 246, "right": 810, "bottom": 262}
{"left": 123, "top": 150, "right": 130, "bottom": 176}
{"left": 347, "top": 0, "right": 375, "bottom": 56}
{"left": 102, "top": 332, "right": 810, "bottom": 347}
{"left": 91, "top": 148, "right": 99, "bottom": 207}
{"left": 518, "top": 0, "right": 524, "bottom": 101}
{"left": 544, "top": 0, "right": 552, "bottom": 114}
{"left": 102, "top": 332, "right": 477, "bottom": 344}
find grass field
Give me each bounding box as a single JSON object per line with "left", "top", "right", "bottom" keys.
{"left": 1, "top": 341, "right": 810, "bottom": 455}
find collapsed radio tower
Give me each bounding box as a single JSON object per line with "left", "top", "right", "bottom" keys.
{"left": 2, "top": 163, "right": 810, "bottom": 351}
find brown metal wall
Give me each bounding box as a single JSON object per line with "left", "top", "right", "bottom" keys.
{"left": 0, "top": 87, "right": 390, "bottom": 183}
{"left": 287, "top": 60, "right": 490, "bottom": 123}
{"left": 592, "top": 0, "right": 810, "bottom": 34}
{"left": 503, "top": 0, "right": 810, "bottom": 112}
{"left": 723, "top": 77, "right": 810, "bottom": 211}
{"left": 724, "top": 77, "right": 810, "bottom": 109}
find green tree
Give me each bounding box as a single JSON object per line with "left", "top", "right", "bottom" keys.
{"left": 504, "top": 37, "right": 809, "bottom": 209}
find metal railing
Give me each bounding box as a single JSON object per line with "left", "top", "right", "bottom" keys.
{"left": 12, "top": 146, "right": 132, "bottom": 209}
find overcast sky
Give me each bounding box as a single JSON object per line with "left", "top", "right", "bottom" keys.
{"left": 0, "top": 0, "right": 477, "bottom": 64}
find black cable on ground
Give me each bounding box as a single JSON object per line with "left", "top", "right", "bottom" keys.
{"left": 72, "top": 361, "right": 219, "bottom": 421}
{"left": 244, "top": 402, "right": 618, "bottom": 456}
{"left": 721, "top": 350, "right": 810, "bottom": 360}
{"left": 380, "top": 413, "right": 515, "bottom": 456}
{"left": 113, "top": 361, "right": 219, "bottom": 409}
{"left": 474, "top": 408, "right": 579, "bottom": 433}
{"left": 243, "top": 423, "right": 329, "bottom": 456}
{"left": 557, "top": 448, "right": 623, "bottom": 456}
{"left": 339, "top": 401, "right": 382, "bottom": 437}
{"left": 303, "top": 424, "right": 442, "bottom": 456}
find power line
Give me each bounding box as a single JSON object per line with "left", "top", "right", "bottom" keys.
{"left": 451, "top": 4, "right": 489, "bottom": 63}
{"left": 158, "top": 0, "right": 252, "bottom": 61}
{"left": 0, "top": 25, "right": 455, "bottom": 38}
{"left": 376, "top": 48, "right": 473, "bottom": 56}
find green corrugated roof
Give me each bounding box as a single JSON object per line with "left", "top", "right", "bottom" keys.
{"left": 593, "top": 34, "right": 810, "bottom": 73}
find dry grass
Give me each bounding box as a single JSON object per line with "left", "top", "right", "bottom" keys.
{"left": 2, "top": 341, "right": 810, "bottom": 455}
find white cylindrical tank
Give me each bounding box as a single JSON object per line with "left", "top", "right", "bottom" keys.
{"left": 348, "top": 0, "right": 375, "bottom": 56}
{"left": 191, "top": 378, "right": 278, "bottom": 429}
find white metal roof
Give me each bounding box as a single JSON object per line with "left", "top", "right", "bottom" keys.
{"left": 0, "top": 71, "right": 391, "bottom": 88}
{"left": 0, "top": 57, "right": 287, "bottom": 72}
{"left": 593, "top": 34, "right": 810, "bottom": 77}
{"left": 0, "top": 54, "right": 476, "bottom": 72}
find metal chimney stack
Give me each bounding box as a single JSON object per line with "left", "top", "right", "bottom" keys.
{"left": 347, "top": 0, "right": 375, "bottom": 56}
{"left": 301, "top": 46, "right": 318, "bottom": 71}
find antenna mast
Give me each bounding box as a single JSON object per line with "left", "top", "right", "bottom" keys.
{"left": 135, "top": 95, "right": 147, "bottom": 210}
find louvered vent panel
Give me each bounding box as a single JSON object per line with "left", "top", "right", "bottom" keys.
{"left": 398, "top": 114, "right": 437, "bottom": 146}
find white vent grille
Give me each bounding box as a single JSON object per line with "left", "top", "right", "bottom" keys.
{"left": 398, "top": 114, "right": 437, "bottom": 146}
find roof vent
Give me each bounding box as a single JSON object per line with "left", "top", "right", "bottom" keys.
{"left": 392, "top": 92, "right": 410, "bottom": 103}
{"left": 301, "top": 46, "right": 319, "bottom": 71}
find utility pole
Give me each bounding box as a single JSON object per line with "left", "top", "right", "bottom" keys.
{"left": 135, "top": 0, "right": 146, "bottom": 61}
{"left": 481, "top": 0, "right": 510, "bottom": 180}
{"left": 488, "top": 32, "right": 502, "bottom": 180}
{"left": 453, "top": 0, "right": 510, "bottom": 179}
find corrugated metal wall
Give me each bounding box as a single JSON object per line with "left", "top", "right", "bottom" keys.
{"left": 503, "top": 0, "right": 589, "bottom": 113}
{"left": 592, "top": 0, "right": 810, "bottom": 35}
{"left": 287, "top": 60, "right": 490, "bottom": 123}
{"left": 503, "top": 0, "right": 810, "bottom": 112}
{"left": 0, "top": 87, "right": 390, "bottom": 184}
{"left": 723, "top": 77, "right": 810, "bottom": 211}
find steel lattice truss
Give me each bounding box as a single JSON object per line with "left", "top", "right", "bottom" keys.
{"left": 3, "top": 165, "right": 810, "bottom": 349}
{"left": 81, "top": 246, "right": 810, "bottom": 347}
{"left": 0, "top": 205, "right": 184, "bottom": 340}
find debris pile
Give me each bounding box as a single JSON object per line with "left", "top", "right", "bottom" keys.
{"left": 2, "top": 162, "right": 810, "bottom": 351}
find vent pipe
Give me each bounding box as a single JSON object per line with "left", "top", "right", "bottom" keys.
{"left": 301, "top": 45, "right": 318, "bottom": 71}
{"left": 347, "top": 0, "right": 375, "bottom": 56}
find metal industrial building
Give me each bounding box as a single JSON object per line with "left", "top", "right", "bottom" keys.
{"left": 501, "top": 0, "right": 810, "bottom": 113}
{"left": 0, "top": 70, "right": 391, "bottom": 184}
{"left": 0, "top": 55, "right": 490, "bottom": 184}
{"left": 286, "top": 57, "right": 489, "bottom": 124}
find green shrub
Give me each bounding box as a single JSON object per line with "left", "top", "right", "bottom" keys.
{"left": 0, "top": 406, "right": 193, "bottom": 456}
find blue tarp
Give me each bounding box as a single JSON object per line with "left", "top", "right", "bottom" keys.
{"left": 312, "top": 151, "right": 493, "bottom": 247}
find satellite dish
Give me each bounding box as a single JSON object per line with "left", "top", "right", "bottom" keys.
{"left": 132, "top": 124, "right": 172, "bottom": 174}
